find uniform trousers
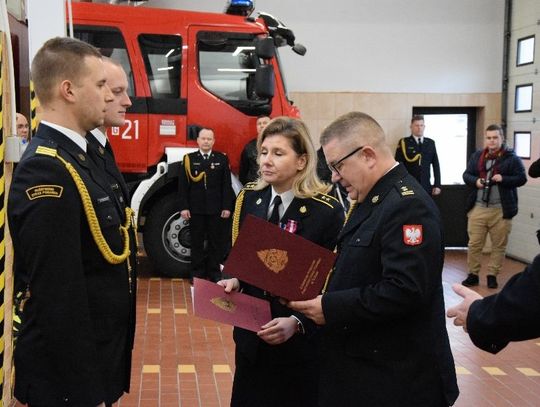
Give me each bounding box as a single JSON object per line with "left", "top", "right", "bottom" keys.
{"left": 467, "top": 205, "right": 512, "bottom": 276}
{"left": 189, "top": 213, "right": 225, "bottom": 282}
{"left": 231, "top": 348, "right": 318, "bottom": 407}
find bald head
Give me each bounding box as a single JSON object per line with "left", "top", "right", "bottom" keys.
{"left": 16, "top": 113, "right": 29, "bottom": 140}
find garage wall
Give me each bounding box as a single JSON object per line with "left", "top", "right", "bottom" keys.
{"left": 504, "top": 0, "right": 540, "bottom": 263}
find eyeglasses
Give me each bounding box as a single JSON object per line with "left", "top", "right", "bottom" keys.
{"left": 327, "top": 145, "right": 364, "bottom": 175}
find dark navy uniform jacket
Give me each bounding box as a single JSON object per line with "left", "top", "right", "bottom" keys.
{"left": 233, "top": 184, "right": 345, "bottom": 364}
{"left": 320, "top": 164, "right": 458, "bottom": 407}
{"left": 230, "top": 184, "right": 344, "bottom": 407}
{"left": 178, "top": 150, "right": 234, "bottom": 215}
{"left": 9, "top": 124, "right": 134, "bottom": 406}
{"left": 395, "top": 135, "right": 441, "bottom": 193}
{"left": 467, "top": 254, "right": 540, "bottom": 354}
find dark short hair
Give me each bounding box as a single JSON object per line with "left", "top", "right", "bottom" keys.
{"left": 31, "top": 37, "right": 102, "bottom": 105}
{"left": 486, "top": 124, "right": 504, "bottom": 137}
{"left": 411, "top": 115, "right": 424, "bottom": 123}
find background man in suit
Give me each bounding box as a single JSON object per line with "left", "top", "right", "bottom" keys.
{"left": 395, "top": 114, "right": 441, "bottom": 196}
{"left": 447, "top": 254, "right": 540, "bottom": 354}
{"left": 8, "top": 37, "right": 135, "bottom": 407}
{"left": 290, "top": 112, "right": 458, "bottom": 407}
{"left": 238, "top": 115, "right": 271, "bottom": 184}
{"left": 179, "top": 128, "right": 234, "bottom": 282}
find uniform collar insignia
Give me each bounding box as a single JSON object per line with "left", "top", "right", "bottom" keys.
{"left": 299, "top": 205, "right": 307, "bottom": 214}
{"left": 256, "top": 198, "right": 262, "bottom": 205}
{"left": 371, "top": 195, "right": 379, "bottom": 204}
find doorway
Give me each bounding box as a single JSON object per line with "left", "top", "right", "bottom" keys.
{"left": 412, "top": 107, "right": 477, "bottom": 247}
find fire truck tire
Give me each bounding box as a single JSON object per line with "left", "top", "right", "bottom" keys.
{"left": 144, "top": 194, "right": 192, "bottom": 278}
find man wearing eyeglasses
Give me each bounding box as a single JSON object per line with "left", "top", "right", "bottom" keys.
{"left": 289, "top": 112, "right": 458, "bottom": 407}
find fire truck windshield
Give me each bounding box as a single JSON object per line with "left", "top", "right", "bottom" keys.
{"left": 198, "top": 31, "right": 271, "bottom": 115}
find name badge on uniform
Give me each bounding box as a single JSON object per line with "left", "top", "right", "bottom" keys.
{"left": 26, "top": 185, "right": 63, "bottom": 200}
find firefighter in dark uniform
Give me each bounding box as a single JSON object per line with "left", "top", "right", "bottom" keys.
{"left": 8, "top": 38, "right": 135, "bottom": 407}
{"left": 394, "top": 115, "right": 441, "bottom": 196}
{"left": 179, "top": 127, "right": 234, "bottom": 282}
{"left": 290, "top": 112, "right": 459, "bottom": 407}
{"left": 219, "top": 117, "right": 345, "bottom": 407}
{"left": 448, "top": 254, "right": 540, "bottom": 353}
{"left": 87, "top": 56, "right": 138, "bottom": 371}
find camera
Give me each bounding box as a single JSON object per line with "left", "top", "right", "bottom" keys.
{"left": 480, "top": 178, "right": 492, "bottom": 187}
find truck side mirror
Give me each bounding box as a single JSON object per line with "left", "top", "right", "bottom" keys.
{"left": 255, "top": 64, "right": 275, "bottom": 99}
{"left": 255, "top": 37, "right": 275, "bottom": 59}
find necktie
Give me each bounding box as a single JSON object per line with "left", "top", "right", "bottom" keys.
{"left": 268, "top": 195, "right": 282, "bottom": 225}
{"left": 417, "top": 138, "right": 423, "bottom": 152}
{"left": 203, "top": 153, "right": 209, "bottom": 160}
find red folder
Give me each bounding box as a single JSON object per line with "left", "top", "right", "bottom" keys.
{"left": 223, "top": 214, "right": 336, "bottom": 300}
{"left": 193, "top": 278, "right": 272, "bottom": 332}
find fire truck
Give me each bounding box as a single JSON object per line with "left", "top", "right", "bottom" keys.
{"left": 68, "top": 1, "right": 305, "bottom": 277}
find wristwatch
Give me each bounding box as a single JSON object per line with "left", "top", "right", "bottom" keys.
{"left": 291, "top": 315, "right": 305, "bottom": 335}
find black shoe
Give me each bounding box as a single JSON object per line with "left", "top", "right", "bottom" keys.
{"left": 462, "top": 273, "right": 479, "bottom": 287}
{"left": 487, "top": 275, "right": 498, "bottom": 289}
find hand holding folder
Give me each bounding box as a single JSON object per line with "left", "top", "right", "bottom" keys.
{"left": 223, "top": 215, "right": 336, "bottom": 300}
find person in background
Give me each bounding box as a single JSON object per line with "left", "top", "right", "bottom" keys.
{"left": 179, "top": 127, "right": 234, "bottom": 282}
{"left": 9, "top": 37, "right": 134, "bottom": 407}
{"left": 395, "top": 114, "right": 441, "bottom": 196}
{"left": 527, "top": 156, "right": 540, "bottom": 243}
{"left": 238, "top": 115, "right": 271, "bottom": 184}
{"left": 16, "top": 112, "right": 30, "bottom": 142}
{"left": 461, "top": 124, "right": 526, "bottom": 289}
{"left": 447, "top": 254, "right": 540, "bottom": 354}
{"left": 218, "top": 117, "right": 344, "bottom": 407}
{"left": 528, "top": 155, "right": 540, "bottom": 178}
{"left": 87, "top": 56, "right": 138, "bottom": 370}
{"left": 289, "top": 111, "right": 458, "bottom": 407}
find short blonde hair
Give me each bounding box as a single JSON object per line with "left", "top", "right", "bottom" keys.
{"left": 253, "top": 117, "right": 330, "bottom": 198}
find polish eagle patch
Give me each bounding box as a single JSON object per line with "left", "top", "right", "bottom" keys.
{"left": 403, "top": 225, "right": 423, "bottom": 246}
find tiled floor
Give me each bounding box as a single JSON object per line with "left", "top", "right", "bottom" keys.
{"left": 14, "top": 251, "right": 540, "bottom": 407}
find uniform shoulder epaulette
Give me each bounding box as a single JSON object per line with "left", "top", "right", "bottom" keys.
{"left": 35, "top": 145, "right": 58, "bottom": 157}
{"left": 243, "top": 182, "right": 258, "bottom": 191}
{"left": 395, "top": 183, "right": 415, "bottom": 197}
{"left": 311, "top": 192, "right": 338, "bottom": 209}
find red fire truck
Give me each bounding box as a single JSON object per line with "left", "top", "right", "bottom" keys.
{"left": 69, "top": 1, "right": 304, "bottom": 277}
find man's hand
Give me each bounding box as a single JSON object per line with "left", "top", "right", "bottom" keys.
{"left": 180, "top": 209, "right": 191, "bottom": 220}
{"left": 221, "top": 210, "right": 231, "bottom": 218}
{"left": 257, "top": 317, "right": 297, "bottom": 345}
{"left": 446, "top": 283, "right": 483, "bottom": 332}
{"left": 216, "top": 278, "right": 240, "bottom": 293}
{"left": 288, "top": 295, "right": 326, "bottom": 325}
{"left": 432, "top": 187, "right": 441, "bottom": 196}
{"left": 491, "top": 174, "right": 503, "bottom": 183}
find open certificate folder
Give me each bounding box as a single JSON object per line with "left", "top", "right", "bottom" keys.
{"left": 193, "top": 278, "right": 272, "bottom": 332}
{"left": 223, "top": 214, "right": 336, "bottom": 300}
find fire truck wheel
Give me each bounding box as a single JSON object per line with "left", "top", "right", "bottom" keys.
{"left": 144, "top": 194, "right": 191, "bottom": 278}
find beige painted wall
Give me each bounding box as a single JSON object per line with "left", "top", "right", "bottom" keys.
{"left": 289, "top": 91, "right": 502, "bottom": 149}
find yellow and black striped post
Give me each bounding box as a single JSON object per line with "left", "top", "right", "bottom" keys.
{"left": 0, "top": 31, "right": 6, "bottom": 405}
{"left": 30, "top": 80, "right": 38, "bottom": 136}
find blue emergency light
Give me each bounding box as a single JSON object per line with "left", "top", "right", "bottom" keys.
{"left": 225, "top": 0, "right": 254, "bottom": 16}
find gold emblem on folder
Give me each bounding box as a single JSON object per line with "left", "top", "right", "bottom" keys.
{"left": 257, "top": 249, "right": 288, "bottom": 274}
{"left": 210, "top": 297, "right": 237, "bottom": 312}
